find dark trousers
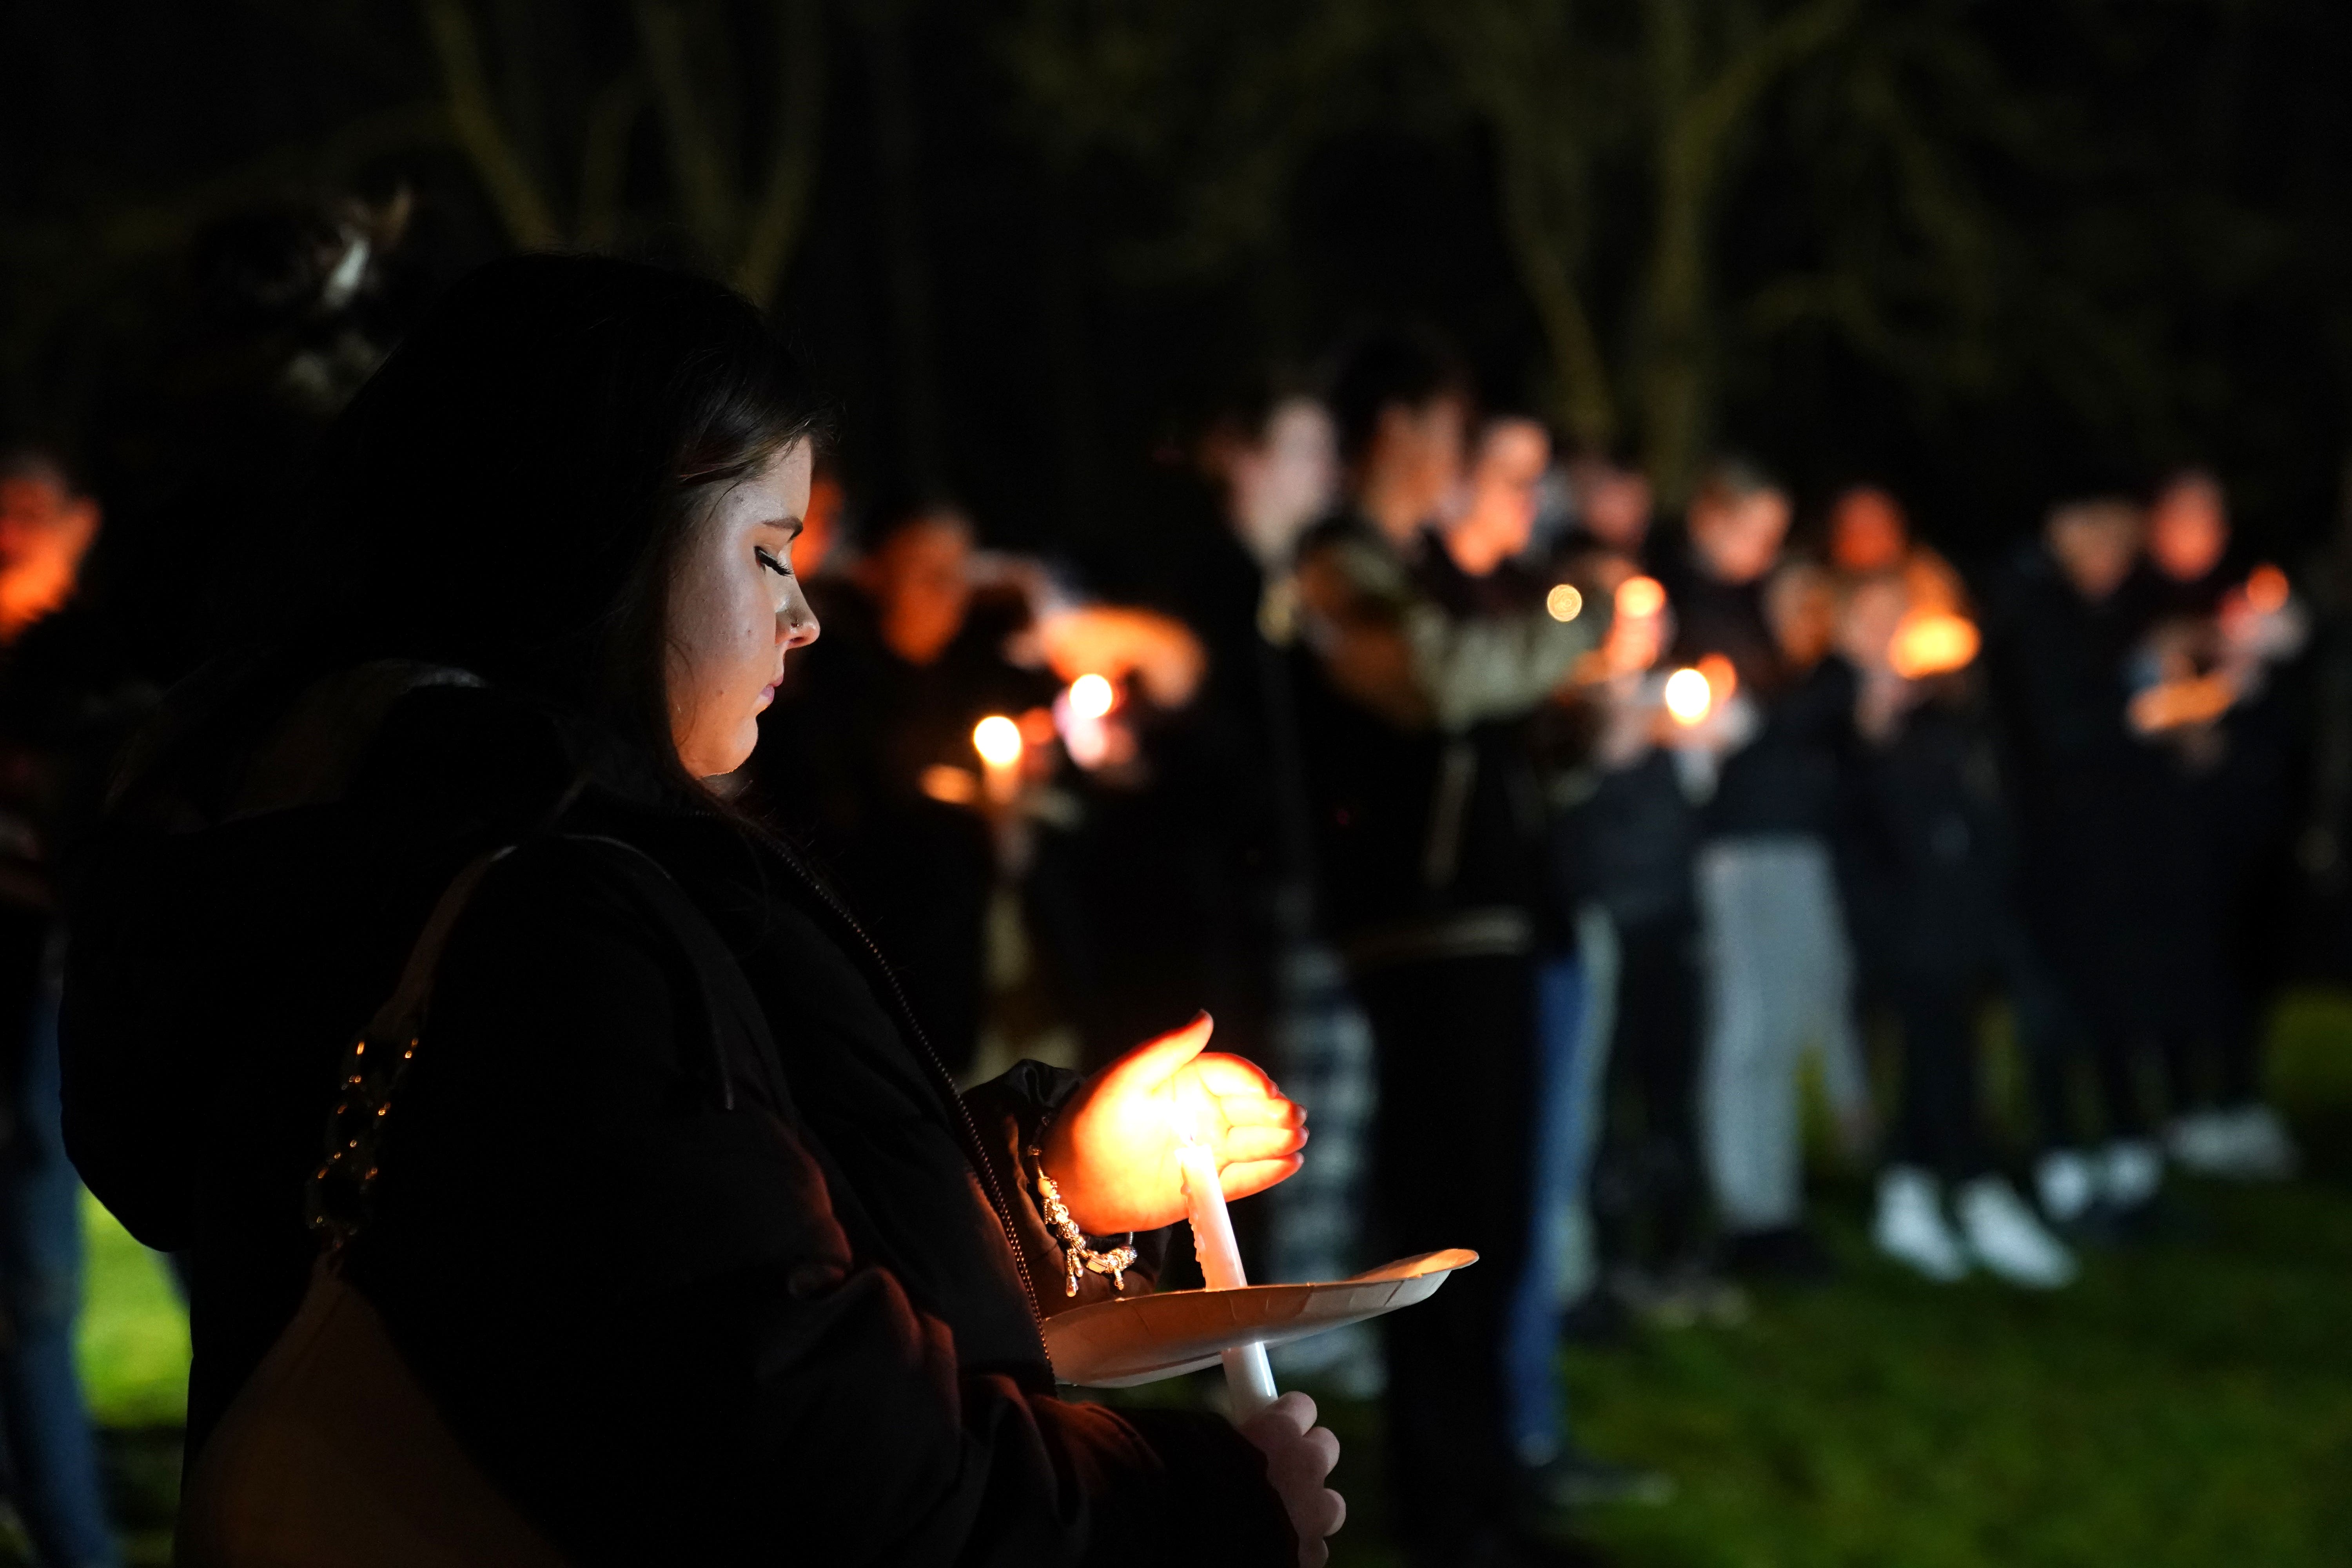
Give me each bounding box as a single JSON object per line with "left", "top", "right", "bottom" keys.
{"left": 2007, "top": 918, "right": 2150, "bottom": 1146}
{"left": 1353, "top": 951, "right": 1533, "bottom": 1550}
{"left": 1884, "top": 976, "right": 1990, "bottom": 1180}
{"left": 1592, "top": 915, "right": 1702, "bottom": 1271}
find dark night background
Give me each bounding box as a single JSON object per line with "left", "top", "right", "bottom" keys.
{"left": 5, "top": 1, "right": 2351, "bottom": 575}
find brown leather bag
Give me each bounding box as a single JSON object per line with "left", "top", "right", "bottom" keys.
{"left": 176, "top": 849, "right": 571, "bottom": 1567}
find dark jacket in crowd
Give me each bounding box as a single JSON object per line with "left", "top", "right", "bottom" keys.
{"left": 1981, "top": 541, "right": 2169, "bottom": 1036}
{"left": 1290, "top": 516, "right": 1557, "bottom": 964}
{"left": 62, "top": 671, "right": 1290, "bottom": 1567}
{"left": 1655, "top": 546, "right": 1854, "bottom": 840}
{"left": 1835, "top": 685, "right": 2014, "bottom": 989}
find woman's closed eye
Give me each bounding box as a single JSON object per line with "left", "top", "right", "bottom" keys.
{"left": 755, "top": 546, "right": 792, "bottom": 578}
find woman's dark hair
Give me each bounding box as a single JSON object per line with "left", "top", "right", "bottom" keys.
{"left": 274, "top": 253, "right": 824, "bottom": 780}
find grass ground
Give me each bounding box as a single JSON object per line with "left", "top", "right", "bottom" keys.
{"left": 51, "top": 992, "right": 2352, "bottom": 1566}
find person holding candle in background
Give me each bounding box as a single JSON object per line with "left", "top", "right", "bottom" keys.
{"left": 1547, "top": 472, "right": 1739, "bottom": 1333}
{"left": 1288, "top": 327, "right": 1613, "bottom": 1567}
{"left": 2129, "top": 471, "right": 2305, "bottom": 1180}
{"left": 1829, "top": 556, "right": 2077, "bottom": 1286}
{"left": 61, "top": 257, "right": 1346, "bottom": 1566}
{"left": 1982, "top": 496, "right": 2170, "bottom": 1229}
{"left": 1659, "top": 461, "right": 1869, "bottom": 1282}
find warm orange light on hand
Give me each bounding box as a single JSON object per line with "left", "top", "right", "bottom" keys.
{"left": 1036, "top": 1014, "right": 1308, "bottom": 1236}
{"left": 1887, "top": 611, "right": 1980, "bottom": 679}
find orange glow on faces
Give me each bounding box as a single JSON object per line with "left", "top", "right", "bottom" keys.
{"left": 1888, "top": 612, "right": 1981, "bottom": 680}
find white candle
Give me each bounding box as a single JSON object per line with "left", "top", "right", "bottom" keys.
{"left": 1176, "top": 1130, "right": 1278, "bottom": 1420}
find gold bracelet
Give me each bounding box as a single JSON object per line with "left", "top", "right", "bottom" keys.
{"left": 1028, "top": 1131, "right": 1138, "bottom": 1297}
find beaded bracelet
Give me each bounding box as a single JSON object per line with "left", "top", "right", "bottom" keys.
{"left": 1028, "top": 1122, "right": 1138, "bottom": 1297}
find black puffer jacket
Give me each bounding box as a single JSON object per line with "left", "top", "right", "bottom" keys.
{"left": 62, "top": 668, "right": 1290, "bottom": 1566}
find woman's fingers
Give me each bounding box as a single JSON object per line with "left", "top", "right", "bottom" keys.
{"left": 1187, "top": 1050, "right": 1281, "bottom": 1098}
{"left": 1219, "top": 1155, "right": 1304, "bottom": 1200}
{"left": 1216, "top": 1123, "right": 1308, "bottom": 1166}
{"left": 1212, "top": 1091, "right": 1307, "bottom": 1129}
{"left": 1238, "top": 1396, "right": 1344, "bottom": 1565}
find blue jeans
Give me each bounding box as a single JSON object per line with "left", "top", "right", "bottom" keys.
{"left": 1501, "top": 952, "right": 1593, "bottom": 1467}
{"left": 0, "top": 976, "right": 120, "bottom": 1568}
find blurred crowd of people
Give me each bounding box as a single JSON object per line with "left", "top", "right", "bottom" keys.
{"left": 728, "top": 324, "right": 2331, "bottom": 1562}
{"left": 0, "top": 206, "right": 2343, "bottom": 1567}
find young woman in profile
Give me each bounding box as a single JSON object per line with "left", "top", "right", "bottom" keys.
{"left": 61, "top": 255, "right": 1341, "bottom": 1566}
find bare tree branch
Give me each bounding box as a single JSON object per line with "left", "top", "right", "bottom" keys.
{"left": 735, "top": 0, "right": 827, "bottom": 308}
{"left": 420, "top": 0, "right": 559, "bottom": 248}
{"left": 577, "top": 69, "right": 648, "bottom": 249}
{"left": 635, "top": 0, "right": 743, "bottom": 263}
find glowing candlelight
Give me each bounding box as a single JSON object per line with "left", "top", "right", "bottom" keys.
{"left": 1174, "top": 1108, "right": 1277, "bottom": 1420}
{"left": 1068, "top": 672, "right": 1116, "bottom": 719}
{"left": 973, "top": 714, "right": 1023, "bottom": 804}
{"left": 1616, "top": 574, "right": 1666, "bottom": 620}
{"left": 1887, "top": 611, "right": 1980, "bottom": 680}
{"left": 2245, "top": 563, "right": 2289, "bottom": 615}
{"left": 1545, "top": 583, "right": 1584, "bottom": 622}
{"left": 1663, "top": 666, "right": 1713, "bottom": 726}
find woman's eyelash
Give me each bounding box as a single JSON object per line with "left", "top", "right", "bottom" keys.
{"left": 755, "top": 547, "right": 792, "bottom": 577}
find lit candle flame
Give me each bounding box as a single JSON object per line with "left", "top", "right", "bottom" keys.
{"left": 1663, "top": 666, "right": 1713, "bottom": 725}
{"left": 1545, "top": 583, "right": 1584, "bottom": 622}
{"left": 973, "top": 714, "right": 1023, "bottom": 768}
{"left": 1616, "top": 575, "right": 1666, "bottom": 619}
{"left": 1887, "top": 612, "right": 1980, "bottom": 680}
{"left": 1068, "top": 672, "right": 1116, "bottom": 719}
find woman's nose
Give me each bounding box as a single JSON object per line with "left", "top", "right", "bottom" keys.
{"left": 781, "top": 598, "right": 820, "bottom": 650}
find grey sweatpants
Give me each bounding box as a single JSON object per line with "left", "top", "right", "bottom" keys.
{"left": 1696, "top": 835, "right": 1867, "bottom": 1233}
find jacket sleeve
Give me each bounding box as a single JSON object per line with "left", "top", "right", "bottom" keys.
{"left": 961, "top": 1061, "right": 1176, "bottom": 1319}
{"left": 353, "top": 845, "right": 1291, "bottom": 1568}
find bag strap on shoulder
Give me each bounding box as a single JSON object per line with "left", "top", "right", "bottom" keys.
{"left": 305, "top": 846, "right": 512, "bottom": 1252}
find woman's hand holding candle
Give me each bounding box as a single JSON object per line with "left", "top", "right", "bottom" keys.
{"left": 1037, "top": 1013, "right": 1307, "bottom": 1235}
{"left": 1239, "top": 1392, "right": 1346, "bottom": 1567}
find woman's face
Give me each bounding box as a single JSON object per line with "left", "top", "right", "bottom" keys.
{"left": 665, "top": 439, "right": 820, "bottom": 778}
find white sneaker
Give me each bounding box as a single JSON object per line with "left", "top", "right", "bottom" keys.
{"left": 1874, "top": 1166, "right": 1967, "bottom": 1282}
{"left": 2036, "top": 1148, "right": 2097, "bottom": 1224}
{"left": 2165, "top": 1109, "right": 2239, "bottom": 1175}
{"left": 2101, "top": 1138, "right": 2163, "bottom": 1210}
{"left": 2220, "top": 1104, "right": 2300, "bottom": 1181}
{"left": 1956, "top": 1175, "right": 2078, "bottom": 1289}
{"left": 2168, "top": 1104, "right": 2299, "bottom": 1180}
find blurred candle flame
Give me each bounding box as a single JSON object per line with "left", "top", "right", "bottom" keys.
{"left": 973, "top": 714, "right": 1023, "bottom": 768}
{"left": 1068, "top": 672, "right": 1116, "bottom": 719}
{"left": 1664, "top": 666, "right": 1714, "bottom": 725}
{"left": 2246, "top": 563, "right": 2290, "bottom": 615}
{"left": 1698, "top": 652, "right": 1739, "bottom": 704}
{"left": 1888, "top": 612, "right": 1981, "bottom": 680}
{"left": 1617, "top": 575, "right": 1666, "bottom": 620}
{"left": 1546, "top": 583, "right": 1584, "bottom": 622}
